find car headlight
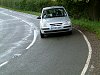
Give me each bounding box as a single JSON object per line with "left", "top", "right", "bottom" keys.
{"left": 67, "top": 21, "right": 71, "bottom": 25}
{"left": 64, "top": 21, "right": 71, "bottom": 25}
{"left": 41, "top": 23, "right": 49, "bottom": 30}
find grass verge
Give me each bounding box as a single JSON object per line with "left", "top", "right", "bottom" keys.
{"left": 71, "top": 18, "right": 100, "bottom": 39}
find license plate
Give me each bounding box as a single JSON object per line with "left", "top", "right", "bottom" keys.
{"left": 51, "top": 26, "right": 62, "bottom": 30}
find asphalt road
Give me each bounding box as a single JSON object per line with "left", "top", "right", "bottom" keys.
{"left": 0, "top": 8, "right": 88, "bottom": 75}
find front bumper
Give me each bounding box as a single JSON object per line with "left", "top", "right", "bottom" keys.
{"left": 40, "top": 27, "right": 72, "bottom": 34}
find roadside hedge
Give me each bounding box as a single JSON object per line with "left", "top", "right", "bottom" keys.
{"left": 0, "top": 0, "right": 87, "bottom": 18}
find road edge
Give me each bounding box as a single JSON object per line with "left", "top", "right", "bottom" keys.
{"left": 75, "top": 28, "right": 92, "bottom": 75}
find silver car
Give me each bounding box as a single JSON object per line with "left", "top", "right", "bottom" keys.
{"left": 37, "top": 6, "right": 72, "bottom": 38}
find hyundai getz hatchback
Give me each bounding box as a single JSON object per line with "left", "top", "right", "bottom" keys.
{"left": 37, "top": 6, "right": 72, "bottom": 38}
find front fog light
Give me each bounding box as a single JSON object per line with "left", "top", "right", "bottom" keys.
{"left": 41, "top": 28, "right": 49, "bottom": 30}
{"left": 63, "top": 26, "right": 71, "bottom": 28}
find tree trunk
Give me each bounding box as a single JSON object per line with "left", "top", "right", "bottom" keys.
{"left": 88, "top": 0, "right": 100, "bottom": 21}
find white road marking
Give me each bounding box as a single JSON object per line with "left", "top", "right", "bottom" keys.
{"left": 26, "top": 30, "right": 38, "bottom": 49}
{"left": 14, "top": 54, "right": 21, "bottom": 56}
{"left": 0, "top": 61, "right": 8, "bottom": 67}
{"left": 0, "top": 9, "right": 38, "bottom": 67}
{"left": 0, "top": 11, "right": 38, "bottom": 50}
{"left": 76, "top": 29, "right": 92, "bottom": 75}
{"left": 13, "top": 54, "right": 22, "bottom": 58}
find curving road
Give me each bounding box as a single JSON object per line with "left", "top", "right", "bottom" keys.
{"left": 0, "top": 8, "right": 88, "bottom": 75}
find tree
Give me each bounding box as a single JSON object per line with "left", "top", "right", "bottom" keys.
{"left": 20, "top": 0, "right": 27, "bottom": 10}
{"left": 88, "top": 0, "right": 100, "bottom": 21}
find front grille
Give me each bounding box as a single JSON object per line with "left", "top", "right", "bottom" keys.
{"left": 50, "top": 23, "right": 62, "bottom": 26}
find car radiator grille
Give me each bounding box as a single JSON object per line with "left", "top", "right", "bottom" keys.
{"left": 50, "top": 23, "right": 62, "bottom": 26}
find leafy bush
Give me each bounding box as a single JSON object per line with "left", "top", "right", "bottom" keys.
{"left": 0, "top": 0, "right": 88, "bottom": 18}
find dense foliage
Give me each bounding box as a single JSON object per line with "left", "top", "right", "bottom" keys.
{"left": 0, "top": 0, "right": 55, "bottom": 12}
{"left": 0, "top": 0, "right": 100, "bottom": 20}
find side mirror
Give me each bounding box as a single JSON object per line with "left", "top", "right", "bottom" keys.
{"left": 37, "top": 16, "right": 41, "bottom": 19}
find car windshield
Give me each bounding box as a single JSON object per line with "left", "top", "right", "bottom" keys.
{"left": 42, "top": 8, "right": 67, "bottom": 19}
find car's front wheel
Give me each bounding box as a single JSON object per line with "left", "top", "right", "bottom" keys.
{"left": 68, "top": 30, "right": 72, "bottom": 35}
{"left": 40, "top": 31, "right": 44, "bottom": 38}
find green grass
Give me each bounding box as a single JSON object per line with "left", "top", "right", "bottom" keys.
{"left": 72, "top": 18, "right": 100, "bottom": 39}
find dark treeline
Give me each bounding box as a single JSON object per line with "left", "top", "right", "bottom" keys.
{"left": 0, "top": 0, "right": 99, "bottom": 21}
{"left": 0, "top": 0, "right": 56, "bottom": 12}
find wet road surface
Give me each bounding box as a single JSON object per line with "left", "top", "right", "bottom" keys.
{"left": 0, "top": 8, "right": 88, "bottom": 75}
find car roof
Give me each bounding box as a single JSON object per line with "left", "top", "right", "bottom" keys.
{"left": 43, "top": 6, "right": 64, "bottom": 10}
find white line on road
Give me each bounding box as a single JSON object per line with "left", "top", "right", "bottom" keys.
{"left": 0, "top": 11, "right": 38, "bottom": 50}
{"left": 26, "top": 30, "right": 38, "bottom": 49}
{"left": 77, "top": 29, "right": 92, "bottom": 75}
{"left": 0, "top": 61, "right": 8, "bottom": 67}
{"left": 0, "top": 10, "right": 38, "bottom": 67}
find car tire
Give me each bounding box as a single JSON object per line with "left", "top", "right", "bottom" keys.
{"left": 68, "top": 31, "right": 72, "bottom": 35}
{"left": 40, "top": 31, "right": 44, "bottom": 38}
